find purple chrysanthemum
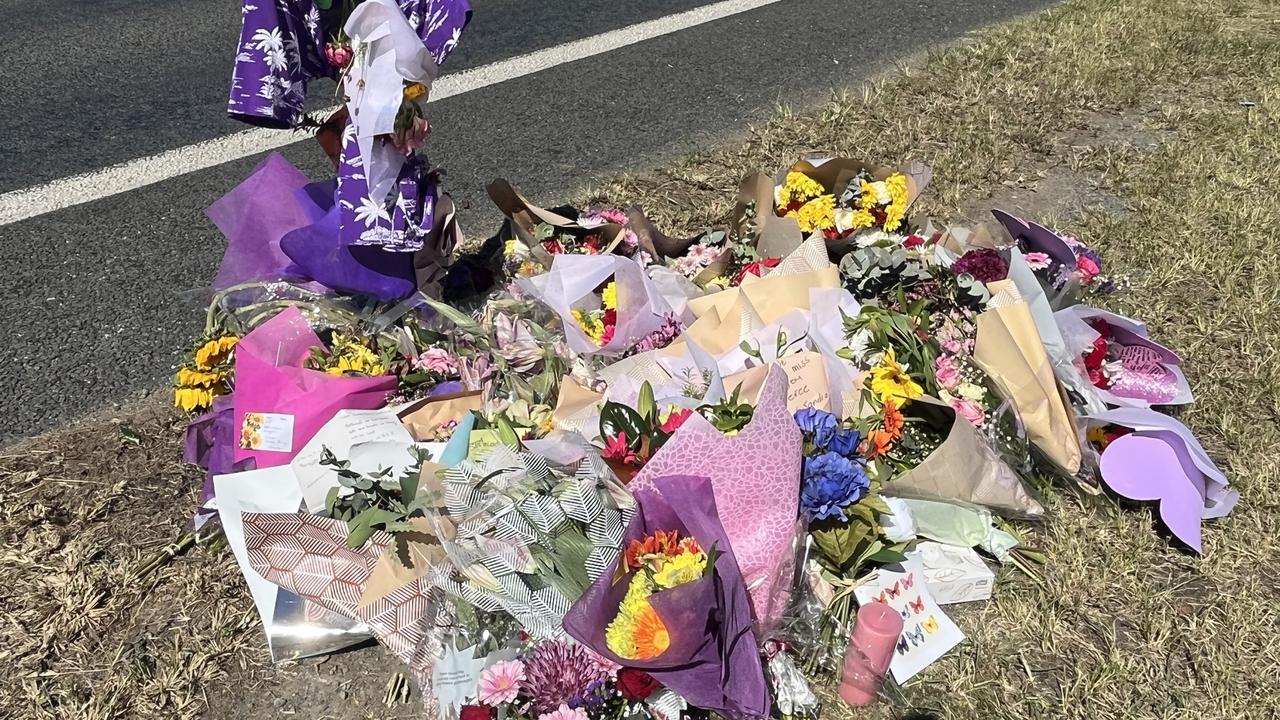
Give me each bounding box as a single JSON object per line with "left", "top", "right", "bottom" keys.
{"left": 521, "top": 640, "right": 606, "bottom": 713}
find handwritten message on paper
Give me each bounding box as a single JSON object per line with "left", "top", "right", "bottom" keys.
{"left": 779, "top": 351, "right": 831, "bottom": 413}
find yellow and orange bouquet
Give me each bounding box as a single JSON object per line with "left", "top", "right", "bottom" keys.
{"left": 604, "top": 529, "right": 710, "bottom": 660}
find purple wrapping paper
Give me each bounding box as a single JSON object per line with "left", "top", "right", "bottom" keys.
{"left": 280, "top": 193, "right": 420, "bottom": 300}
{"left": 1088, "top": 407, "right": 1239, "bottom": 553}
{"left": 184, "top": 394, "right": 250, "bottom": 503}
{"left": 563, "top": 475, "right": 769, "bottom": 718}
{"left": 207, "top": 153, "right": 327, "bottom": 291}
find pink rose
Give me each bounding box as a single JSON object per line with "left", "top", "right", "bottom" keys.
{"left": 418, "top": 347, "right": 458, "bottom": 375}
{"left": 952, "top": 399, "right": 986, "bottom": 427}
{"left": 934, "top": 356, "right": 961, "bottom": 391}
{"left": 941, "top": 338, "right": 962, "bottom": 355}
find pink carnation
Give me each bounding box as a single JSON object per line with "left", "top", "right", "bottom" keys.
{"left": 418, "top": 347, "right": 458, "bottom": 375}
{"left": 1075, "top": 255, "right": 1101, "bottom": 282}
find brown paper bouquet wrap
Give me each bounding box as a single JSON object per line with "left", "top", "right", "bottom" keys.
{"left": 884, "top": 397, "right": 1045, "bottom": 516}
{"left": 974, "top": 281, "right": 1083, "bottom": 476}
{"left": 773, "top": 157, "right": 932, "bottom": 256}
{"left": 488, "top": 178, "right": 627, "bottom": 266}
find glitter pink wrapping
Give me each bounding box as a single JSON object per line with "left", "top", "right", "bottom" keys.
{"left": 629, "top": 364, "right": 801, "bottom": 625}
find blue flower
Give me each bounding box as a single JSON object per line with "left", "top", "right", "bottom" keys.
{"left": 828, "top": 428, "right": 862, "bottom": 457}
{"left": 799, "top": 451, "right": 870, "bottom": 522}
{"left": 794, "top": 407, "right": 838, "bottom": 449}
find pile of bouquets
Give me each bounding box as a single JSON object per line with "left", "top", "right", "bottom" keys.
{"left": 191, "top": 3, "right": 1239, "bottom": 713}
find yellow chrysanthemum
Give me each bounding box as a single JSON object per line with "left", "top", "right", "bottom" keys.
{"left": 403, "top": 82, "right": 428, "bottom": 101}
{"left": 776, "top": 171, "right": 826, "bottom": 207}
{"left": 882, "top": 173, "right": 909, "bottom": 231}
{"left": 869, "top": 349, "right": 924, "bottom": 405}
{"left": 194, "top": 336, "right": 238, "bottom": 369}
{"left": 605, "top": 574, "right": 654, "bottom": 658}
{"left": 504, "top": 239, "right": 519, "bottom": 257}
{"left": 601, "top": 281, "right": 618, "bottom": 311}
{"left": 174, "top": 386, "right": 214, "bottom": 413}
{"left": 793, "top": 194, "right": 836, "bottom": 233}
{"left": 652, "top": 551, "right": 707, "bottom": 589}
{"left": 573, "top": 310, "right": 606, "bottom": 344}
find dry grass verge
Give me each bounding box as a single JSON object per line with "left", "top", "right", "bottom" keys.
{"left": 2, "top": 0, "right": 1278, "bottom": 717}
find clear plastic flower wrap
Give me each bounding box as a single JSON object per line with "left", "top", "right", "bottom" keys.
{"left": 422, "top": 430, "right": 634, "bottom": 638}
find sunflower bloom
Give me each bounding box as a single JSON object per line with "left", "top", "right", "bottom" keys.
{"left": 194, "top": 336, "right": 237, "bottom": 369}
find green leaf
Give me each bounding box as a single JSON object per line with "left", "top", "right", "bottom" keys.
{"left": 859, "top": 494, "right": 892, "bottom": 516}
{"left": 495, "top": 415, "right": 522, "bottom": 448}
{"left": 811, "top": 522, "right": 858, "bottom": 568}
{"left": 865, "top": 545, "right": 909, "bottom": 565}
{"left": 346, "top": 507, "right": 378, "bottom": 548}
{"left": 599, "top": 402, "right": 647, "bottom": 449}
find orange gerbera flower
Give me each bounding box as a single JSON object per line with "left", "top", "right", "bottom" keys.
{"left": 862, "top": 430, "right": 893, "bottom": 460}
{"left": 882, "top": 398, "right": 905, "bottom": 441}
{"left": 630, "top": 604, "right": 670, "bottom": 659}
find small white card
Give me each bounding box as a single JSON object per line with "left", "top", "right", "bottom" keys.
{"left": 854, "top": 556, "right": 965, "bottom": 683}
{"left": 432, "top": 643, "right": 486, "bottom": 720}
{"left": 239, "top": 412, "right": 294, "bottom": 453}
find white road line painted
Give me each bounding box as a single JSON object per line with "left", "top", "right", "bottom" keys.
{"left": 0, "top": 0, "right": 783, "bottom": 227}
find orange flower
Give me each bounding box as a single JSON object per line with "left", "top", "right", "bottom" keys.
{"left": 624, "top": 530, "right": 702, "bottom": 571}
{"left": 630, "top": 604, "right": 670, "bottom": 659}
{"left": 882, "top": 399, "right": 905, "bottom": 441}
{"left": 862, "top": 430, "right": 893, "bottom": 460}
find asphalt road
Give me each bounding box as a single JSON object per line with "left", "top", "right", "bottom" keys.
{"left": 0, "top": 0, "right": 1055, "bottom": 443}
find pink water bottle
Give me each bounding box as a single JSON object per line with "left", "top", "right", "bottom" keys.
{"left": 838, "top": 602, "right": 904, "bottom": 706}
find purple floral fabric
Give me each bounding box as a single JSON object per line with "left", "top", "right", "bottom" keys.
{"left": 227, "top": 0, "right": 331, "bottom": 128}
{"left": 227, "top": 0, "right": 471, "bottom": 128}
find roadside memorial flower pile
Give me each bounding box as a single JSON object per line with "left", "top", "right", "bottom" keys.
{"left": 187, "top": 1, "right": 1241, "bottom": 717}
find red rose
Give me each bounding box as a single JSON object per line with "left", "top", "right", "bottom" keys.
{"left": 616, "top": 668, "right": 661, "bottom": 701}
{"left": 903, "top": 234, "right": 925, "bottom": 249}
{"left": 460, "top": 706, "right": 494, "bottom": 720}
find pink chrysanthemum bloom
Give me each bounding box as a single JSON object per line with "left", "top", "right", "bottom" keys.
{"left": 478, "top": 659, "right": 525, "bottom": 706}
{"left": 521, "top": 640, "right": 606, "bottom": 713}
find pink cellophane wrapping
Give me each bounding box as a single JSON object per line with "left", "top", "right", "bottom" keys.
{"left": 629, "top": 364, "right": 801, "bottom": 625}
{"left": 233, "top": 306, "right": 397, "bottom": 467}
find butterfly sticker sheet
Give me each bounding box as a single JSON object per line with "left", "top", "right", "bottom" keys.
{"left": 854, "top": 556, "right": 965, "bottom": 683}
